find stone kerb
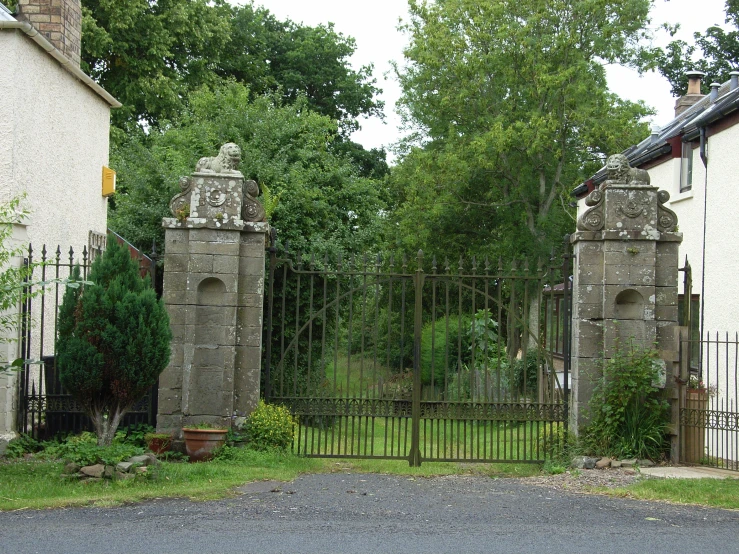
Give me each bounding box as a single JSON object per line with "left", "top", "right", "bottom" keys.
{"left": 157, "top": 144, "right": 268, "bottom": 440}
{"left": 570, "top": 154, "right": 681, "bottom": 432}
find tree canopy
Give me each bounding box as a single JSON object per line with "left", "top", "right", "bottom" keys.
{"left": 78, "top": 0, "right": 383, "bottom": 138}
{"left": 81, "top": 0, "right": 232, "bottom": 131}
{"left": 218, "top": 4, "right": 383, "bottom": 134}
{"left": 108, "top": 82, "right": 388, "bottom": 257}
{"left": 656, "top": 0, "right": 739, "bottom": 95}
{"left": 387, "top": 0, "right": 654, "bottom": 263}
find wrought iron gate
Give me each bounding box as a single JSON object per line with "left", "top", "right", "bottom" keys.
{"left": 264, "top": 241, "right": 571, "bottom": 466}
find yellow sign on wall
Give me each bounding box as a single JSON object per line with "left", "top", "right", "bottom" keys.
{"left": 102, "top": 166, "right": 116, "bottom": 197}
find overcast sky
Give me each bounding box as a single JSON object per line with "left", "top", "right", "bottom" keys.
{"left": 233, "top": 0, "right": 730, "bottom": 159}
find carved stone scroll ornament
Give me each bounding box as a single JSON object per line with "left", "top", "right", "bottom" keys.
{"left": 656, "top": 190, "right": 678, "bottom": 232}
{"left": 576, "top": 189, "right": 605, "bottom": 231}
{"left": 243, "top": 179, "right": 266, "bottom": 222}
{"left": 169, "top": 176, "right": 194, "bottom": 218}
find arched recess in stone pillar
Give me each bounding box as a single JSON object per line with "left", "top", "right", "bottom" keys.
{"left": 614, "top": 289, "right": 644, "bottom": 320}
{"left": 189, "top": 277, "right": 227, "bottom": 416}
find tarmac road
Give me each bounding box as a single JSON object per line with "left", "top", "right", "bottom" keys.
{"left": 1, "top": 473, "right": 737, "bottom": 554}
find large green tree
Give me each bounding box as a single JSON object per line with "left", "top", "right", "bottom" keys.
{"left": 219, "top": 4, "right": 383, "bottom": 135}
{"left": 80, "top": 0, "right": 232, "bottom": 131}
{"left": 57, "top": 237, "right": 171, "bottom": 446}
{"left": 389, "top": 0, "right": 654, "bottom": 263}
{"left": 656, "top": 0, "right": 739, "bottom": 95}
{"left": 108, "top": 82, "right": 388, "bottom": 257}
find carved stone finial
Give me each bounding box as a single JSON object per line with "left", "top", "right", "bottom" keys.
{"left": 603, "top": 154, "right": 650, "bottom": 187}
{"left": 195, "top": 143, "right": 243, "bottom": 175}
{"left": 166, "top": 143, "right": 266, "bottom": 226}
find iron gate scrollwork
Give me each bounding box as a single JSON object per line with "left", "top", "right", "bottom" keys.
{"left": 263, "top": 240, "right": 571, "bottom": 466}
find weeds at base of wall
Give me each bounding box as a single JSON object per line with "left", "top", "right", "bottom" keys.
{"left": 580, "top": 344, "right": 669, "bottom": 461}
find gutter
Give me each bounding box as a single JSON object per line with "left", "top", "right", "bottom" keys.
{"left": 0, "top": 20, "right": 121, "bottom": 108}
{"left": 682, "top": 94, "right": 739, "bottom": 142}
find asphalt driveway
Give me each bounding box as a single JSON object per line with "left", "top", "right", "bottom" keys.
{"left": 1, "top": 473, "right": 737, "bottom": 554}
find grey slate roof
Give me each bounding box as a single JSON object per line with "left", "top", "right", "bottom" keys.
{"left": 573, "top": 79, "right": 739, "bottom": 197}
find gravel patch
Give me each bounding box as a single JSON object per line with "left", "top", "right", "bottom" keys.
{"left": 513, "top": 467, "right": 644, "bottom": 493}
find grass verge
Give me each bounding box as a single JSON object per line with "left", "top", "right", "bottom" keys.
{"left": 0, "top": 450, "right": 539, "bottom": 512}
{"left": 596, "top": 478, "right": 739, "bottom": 510}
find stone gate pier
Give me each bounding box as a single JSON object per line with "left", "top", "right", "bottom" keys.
{"left": 157, "top": 144, "right": 268, "bottom": 437}
{"left": 570, "top": 154, "right": 682, "bottom": 435}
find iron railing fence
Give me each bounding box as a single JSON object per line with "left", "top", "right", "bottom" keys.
{"left": 680, "top": 331, "right": 739, "bottom": 471}
{"left": 16, "top": 243, "right": 156, "bottom": 440}
{"left": 264, "top": 242, "right": 571, "bottom": 466}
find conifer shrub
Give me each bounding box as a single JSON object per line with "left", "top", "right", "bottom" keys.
{"left": 56, "top": 236, "right": 171, "bottom": 446}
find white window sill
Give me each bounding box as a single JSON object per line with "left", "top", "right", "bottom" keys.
{"left": 670, "top": 190, "right": 694, "bottom": 204}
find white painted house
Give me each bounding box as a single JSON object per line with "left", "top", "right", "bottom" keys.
{"left": 575, "top": 72, "right": 739, "bottom": 466}
{"left": 0, "top": 0, "right": 119, "bottom": 450}
{"left": 575, "top": 71, "right": 739, "bottom": 339}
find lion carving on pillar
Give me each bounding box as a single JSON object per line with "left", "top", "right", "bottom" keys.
{"left": 603, "top": 153, "right": 650, "bottom": 187}
{"left": 195, "top": 142, "right": 243, "bottom": 175}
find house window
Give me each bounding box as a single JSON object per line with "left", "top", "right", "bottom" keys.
{"left": 680, "top": 142, "right": 693, "bottom": 193}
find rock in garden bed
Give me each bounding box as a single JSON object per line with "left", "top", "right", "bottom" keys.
{"left": 63, "top": 453, "right": 160, "bottom": 481}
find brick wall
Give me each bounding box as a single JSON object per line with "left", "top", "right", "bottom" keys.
{"left": 16, "top": 0, "right": 81, "bottom": 66}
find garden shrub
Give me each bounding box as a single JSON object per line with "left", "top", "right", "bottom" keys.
{"left": 242, "top": 401, "right": 297, "bottom": 451}
{"left": 512, "top": 350, "right": 541, "bottom": 397}
{"left": 114, "top": 423, "right": 155, "bottom": 448}
{"left": 419, "top": 315, "right": 472, "bottom": 386}
{"left": 3, "top": 434, "right": 43, "bottom": 459}
{"left": 581, "top": 345, "right": 669, "bottom": 460}
{"left": 37, "top": 432, "right": 144, "bottom": 466}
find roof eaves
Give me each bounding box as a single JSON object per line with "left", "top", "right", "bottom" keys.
{"left": 0, "top": 19, "right": 121, "bottom": 108}
{"left": 0, "top": 3, "right": 15, "bottom": 21}
{"left": 573, "top": 80, "right": 739, "bottom": 198}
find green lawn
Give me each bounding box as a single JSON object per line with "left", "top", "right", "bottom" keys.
{"left": 599, "top": 477, "right": 739, "bottom": 510}
{"left": 295, "top": 416, "right": 558, "bottom": 463}
{"left": 0, "top": 450, "right": 537, "bottom": 512}
{"left": 2, "top": 451, "right": 738, "bottom": 511}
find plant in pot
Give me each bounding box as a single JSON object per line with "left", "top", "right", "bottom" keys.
{"left": 182, "top": 423, "right": 228, "bottom": 462}
{"left": 144, "top": 432, "right": 173, "bottom": 455}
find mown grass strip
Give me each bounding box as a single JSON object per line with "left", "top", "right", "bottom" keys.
{"left": 0, "top": 450, "right": 539, "bottom": 512}
{"left": 597, "top": 478, "right": 739, "bottom": 510}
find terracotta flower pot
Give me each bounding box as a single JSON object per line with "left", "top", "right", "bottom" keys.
{"left": 145, "top": 435, "right": 172, "bottom": 455}
{"left": 182, "top": 428, "right": 228, "bottom": 462}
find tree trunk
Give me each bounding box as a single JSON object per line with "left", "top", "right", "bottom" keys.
{"left": 91, "top": 406, "right": 127, "bottom": 446}
{"left": 527, "top": 296, "right": 540, "bottom": 351}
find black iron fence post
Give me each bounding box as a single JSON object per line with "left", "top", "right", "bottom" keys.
{"left": 409, "top": 250, "right": 425, "bottom": 467}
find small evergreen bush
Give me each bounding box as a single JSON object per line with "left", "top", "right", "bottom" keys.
{"left": 56, "top": 236, "right": 171, "bottom": 446}
{"left": 242, "top": 401, "right": 297, "bottom": 451}
{"left": 419, "top": 315, "right": 471, "bottom": 386}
